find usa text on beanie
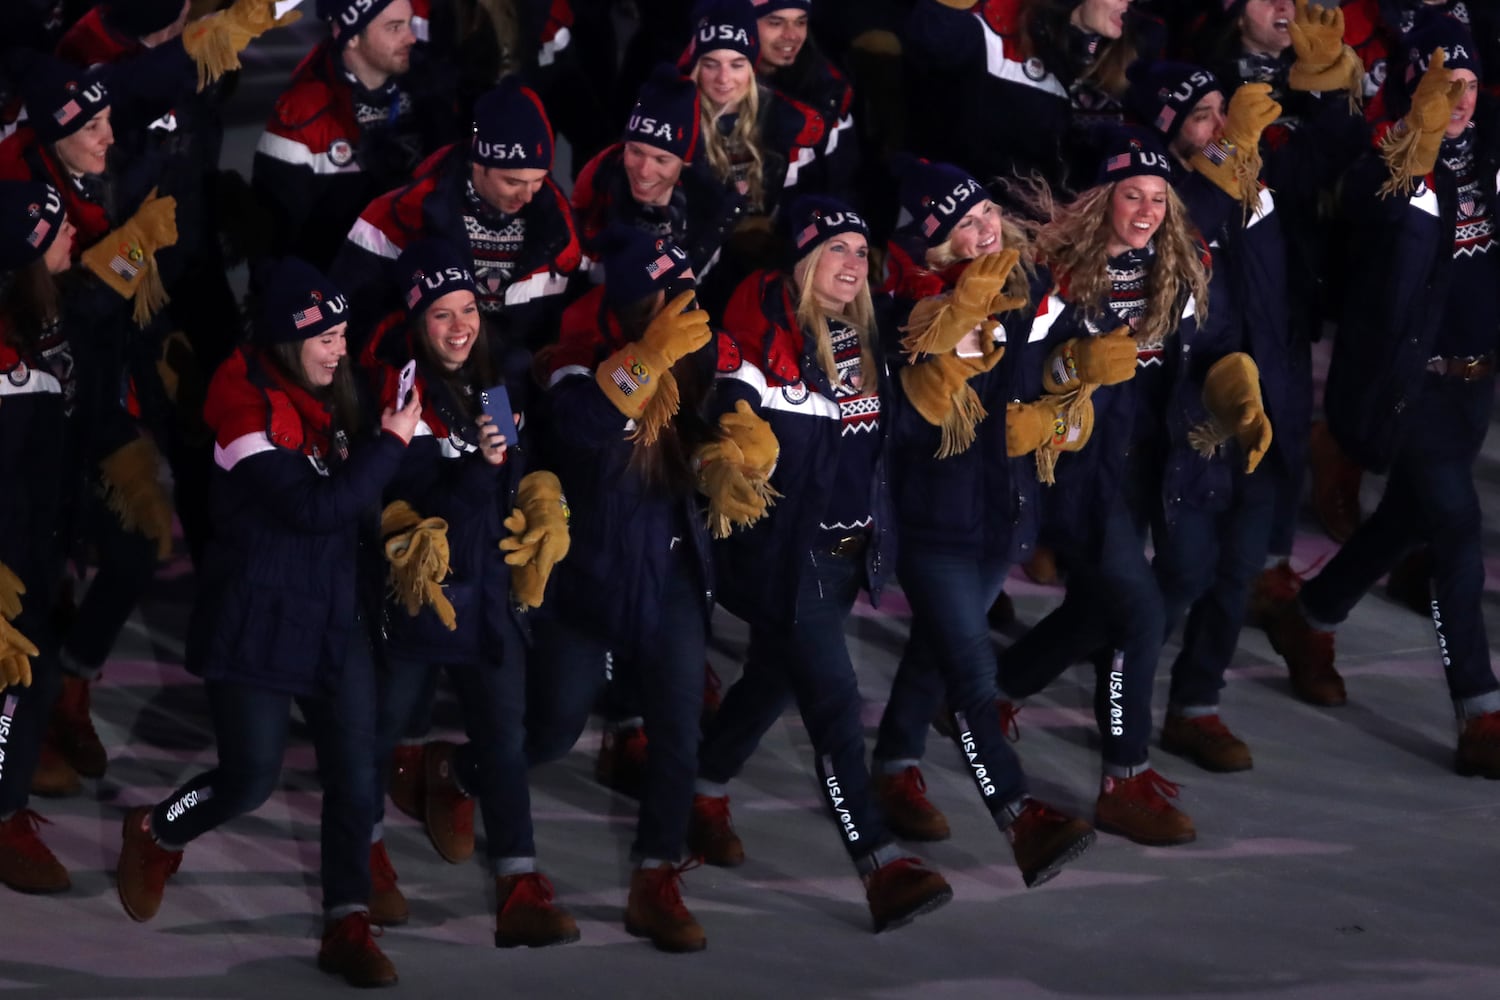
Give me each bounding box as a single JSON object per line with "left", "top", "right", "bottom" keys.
{"left": 398, "top": 239, "right": 479, "bottom": 317}
{"left": 0, "top": 180, "right": 67, "bottom": 272}
{"left": 471, "top": 78, "right": 554, "bottom": 171}
{"left": 624, "top": 65, "right": 702, "bottom": 163}
{"left": 896, "top": 158, "right": 987, "bottom": 248}
{"left": 258, "top": 257, "right": 351, "bottom": 345}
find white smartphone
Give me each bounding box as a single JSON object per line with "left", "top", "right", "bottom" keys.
{"left": 955, "top": 326, "right": 986, "bottom": 359}
{"left": 396, "top": 359, "right": 417, "bottom": 409}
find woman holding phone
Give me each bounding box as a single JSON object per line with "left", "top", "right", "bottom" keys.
{"left": 361, "top": 239, "right": 578, "bottom": 950}
{"left": 113, "top": 258, "right": 420, "bottom": 988}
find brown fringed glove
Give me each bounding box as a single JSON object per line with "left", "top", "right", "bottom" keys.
{"left": 1190, "top": 352, "right": 1274, "bottom": 473}
{"left": 1380, "top": 48, "right": 1467, "bottom": 198}
{"left": 1005, "top": 396, "right": 1092, "bottom": 457}
{"left": 1287, "top": 0, "right": 1364, "bottom": 97}
{"left": 697, "top": 401, "right": 782, "bottom": 538}
{"left": 382, "top": 501, "right": 456, "bottom": 630}
{"left": 499, "top": 471, "right": 571, "bottom": 609}
{"left": 100, "top": 436, "right": 174, "bottom": 560}
{"left": 0, "top": 616, "right": 37, "bottom": 689}
{"left": 899, "top": 249, "right": 1021, "bottom": 356}
{"left": 181, "top": 0, "right": 303, "bottom": 90}
{"left": 80, "top": 188, "right": 178, "bottom": 327}
{"left": 900, "top": 338, "right": 1006, "bottom": 458}
{"left": 696, "top": 438, "right": 772, "bottom": 539}
{"left": 594, "top": 290, "right": 711, "bottom": 444}
{"left": 1190, "top": 83, "right": 1281, "bottom": 215}
{"left": 1043, "top": 327, "right": 1137, "bottom": 394}
{"left": 0, "top": 561, "right": 23, "bottom": 621}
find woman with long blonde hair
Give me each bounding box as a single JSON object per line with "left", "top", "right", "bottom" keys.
{"left": 686, "top": 196, "right": 954, "bottom": 935}
{"left": 868, "top": 159, "right": 1099, "bottom": 888}
{"left": 681, "top": 0, "right": 829, "bottom": 308}
{"left": 993, "top": 128, "right": 1212, "bottom": 850}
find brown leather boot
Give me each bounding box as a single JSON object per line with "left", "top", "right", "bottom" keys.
{"left": 595, "top": 725, "right": 648, "bottom": 800}
{"left": 686, "top": 794, "right": 744, "bottom": 867}
{"left": 1005, "top": 799, "right": 1094, "bottom": 888}
{"left": 387, "top": 743, "right": 425, "bottom": 821}
{"left": 1161, "top": 714, "right": 1253, "bottom": 773}
{"left": 1265, "top": 600, "right": 1346, "bottom": 707}
{"left": 50, "top": 675, "right": 106, "bottom": 778}
{"left": 874, "top": 767, "right": 950, "bottom": 842}
{"left": 368, "top": 840, "right": 409, "bottom": 926}
{"left": 0, "top": 809, "right": 71, "bottom": 894}
{"left": 116, "top": 806, "right": 182, "bottom": 922}
{"left": 318, "top": 912, "right": 398, "bottom": 988}
{"left": 1245, "top": 560, "right": 1304, "bottom": 631}
{"left": 1456, "top": 711, "right": 1500, "bottom": 779}
{"left": 864, "top": 856, "right": 952, "bottom": 933}
{"left": 422, "top": 741, "right": 474, "bottom": 864}
{"left": 625, "top": 864, "right": 706, "bottom": 953}
{"left": 1095, "top": 769, "right": 1196, "bottom": 846}
{"left": 1021, "top": 545, "right": 1062, "bottom": 586}
{"left": 29, "top": 742, "right": 82, "bottom": 798}
{"left": 494, "top": 872, "right": 581, "bottom": 948}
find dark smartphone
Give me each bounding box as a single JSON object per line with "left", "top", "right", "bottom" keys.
{"left": 479, "top": 384, "right": 519, "bottom": 447}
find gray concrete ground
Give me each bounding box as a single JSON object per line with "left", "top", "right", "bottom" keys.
{"left": 4, "top": 18, "right": 1500, "bottom": 1000}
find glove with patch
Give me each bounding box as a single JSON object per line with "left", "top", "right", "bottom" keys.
{"left": 1192, "top": 352, "right": 1274, "bottom": 473}
{"left": 382, "top": 501, "right": 456, "bottom": 630}
{"left": 900, "top": 249, "right": 1022, "bottom": 356}
{"left": 594, "top": 290, "right": 711, "bottom": 419}
{"left": 1005, "top": 395, "right": 1093, "bottom": 458}
{"left": 99, "top": 436, "right": 174, "bottom": 560}
{"left": 1189, "top": 83, "right": 1281, "bottom": 213}
{"left": 1287, "top": 0, "right": 1364, "bottom": 96}
{"left": 0, "top": 616, "right": 37, "bottom": 689}
{"left": 80, "top": 189, "right": 178, "bottom": 326}
{"left": 182, "top": 0, "right": 303, "bottom": 90}
{"left": 499, "top": 471, "right": 571, "bottom": 608}
{"left": 1380, "top": 48, "right": 1467, "bottom": 197}
{"left": 1042, "top": 327, "right": 1137, "bottom": 394}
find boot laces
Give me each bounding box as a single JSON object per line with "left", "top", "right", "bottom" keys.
{"left": 694, "top": 795, "right": 733, "bottom": 827}
{"left": 887, "top": 767, "right": 937, "bottom": 811}
{"left": 504, "top": 872, "right": 559, "bottom": 914}
{"left": 643, "top": 860, "right": 700, "bottom": 920}
{"left": 328, "top": 912, "right": 385, "bottom": 954}
{"left": 998, "top": 700, "right": 1022, "bottom": 743}
{"left": 369, "top": 841, "right": 398, "bottom": 890}
{"left": 0, "top": 809, "right": 58, "bottom": 863}
{"left": 1129, "top": 770, "right": 1183, "bottom": 814}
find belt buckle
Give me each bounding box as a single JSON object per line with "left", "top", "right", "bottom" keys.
{"left": 832, "top": 534, "right": 864, "bottom": 558}
{"left": 1460, "top": 357, "right": 1484, "bottom": 381}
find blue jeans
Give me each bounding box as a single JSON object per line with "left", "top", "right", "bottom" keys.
{"left": 151, "top": 633, "right": 381, "bottom": 913}
{"left": 530, "top": 550, "right": 707, "bottom": 860}
{"left": 379, "top": 616, "right": 534, "bottom": 861}
{"left": 1000, "top": 496, "right": 1162, "bottom": 769}
{"left": 0, "top": 607, "right": 62, "bottom": 816}
{"left": 1302, "top": 376, "right": 1498, "bottom": 705}
{"left": 698, "top": 549, "right": 891, "bottom": 864}
{"left": 1155, "top": 463, "right": 1278, "bottom": 710}
{"left": 874, "top": 549, "right": 1026, "bottom": 814}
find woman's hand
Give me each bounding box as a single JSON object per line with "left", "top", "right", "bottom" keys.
{"left": 475, "top": 414, "right": 509, "bottom": 466}
{"left": 381, "top": 390, "right": 423, "bottom": 444}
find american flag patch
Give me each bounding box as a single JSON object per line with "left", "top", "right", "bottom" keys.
{"left": 3, "top": 693, "right": 17, "bottom": 718}
{"left": 796, "top": 223, "right": 820, "bottom": 247}
{"left": 109, "top": 254, "right": 140, "bottom": 279}
{"left": 27, "top": 219, "right": 51, "bottom": 247}
{"left": 922, "top": 215, "right": 939, "bottom": 237}
{"left": 54, "top": 100, "right": 81, "bottom": 125}
{"left": 406, "top": 285, "right": 423, "bottom": 308}
{"left": 1201, "top": 139, "right": 1232, "bottom": 166}
{"left": 1105, "top": 153, "right": 1132, "bottom": 173}
{"left": 645, "top": 253, "right": 675, "bottom": 278}
{"left": 1155, "top": 107, "right": 1177, "bottom": 131}
{"left": 609, "top": 365, "right": 638, "bottom": 396}
{"left": 294, "top": 305, "right": 323, "bottom": 329}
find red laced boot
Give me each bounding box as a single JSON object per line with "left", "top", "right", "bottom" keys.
{"left": 625, "top": 862, "right": 706, "bottom": 953}
{"left": 318, "top": 911, "right": 398, "bottom": 988}
{"left": 0, "top": 809, "right": 70, "bottom": 894}
{"left": 1095, "top": 769, "right": 1196, "bottom": 846}
{"left": 368, "top": 840, "right": 409, "bottom": 926}
{"left": 686, "top": 794, "right": 745, "bottom": 867}
{"left": 494, "top": 872, "right": 581, "bottom": 948}
{"left": 117, "top": 806, "right": 183, "bottom": 921}
{"left": 49, "top": 675, "right": 106, "bottom": 778}
{"left": 422, "top": 741, "right": 474, "bottom": 863}
{"left": 874, "top": 766, "right": 950, "bottom": 842}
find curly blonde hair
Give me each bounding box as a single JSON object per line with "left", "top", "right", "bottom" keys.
{"left": 692, "top": 69, "right": 766, "bottom": 209}
{"left": 1032, "top": 181, "right": 1209, "bottom": 345}
{"left": 923, "top": 201, "right": 1040, "bottom": 310}
{"left": 791, "top": 242, "right": 879, "bottom": 393}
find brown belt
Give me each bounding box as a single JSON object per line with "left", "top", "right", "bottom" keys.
{"left": 826, "top": 534, "right": 869, "bottom": 559}
{"left": 1426, "top": 354, "right": 1495, "bottom": 381}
